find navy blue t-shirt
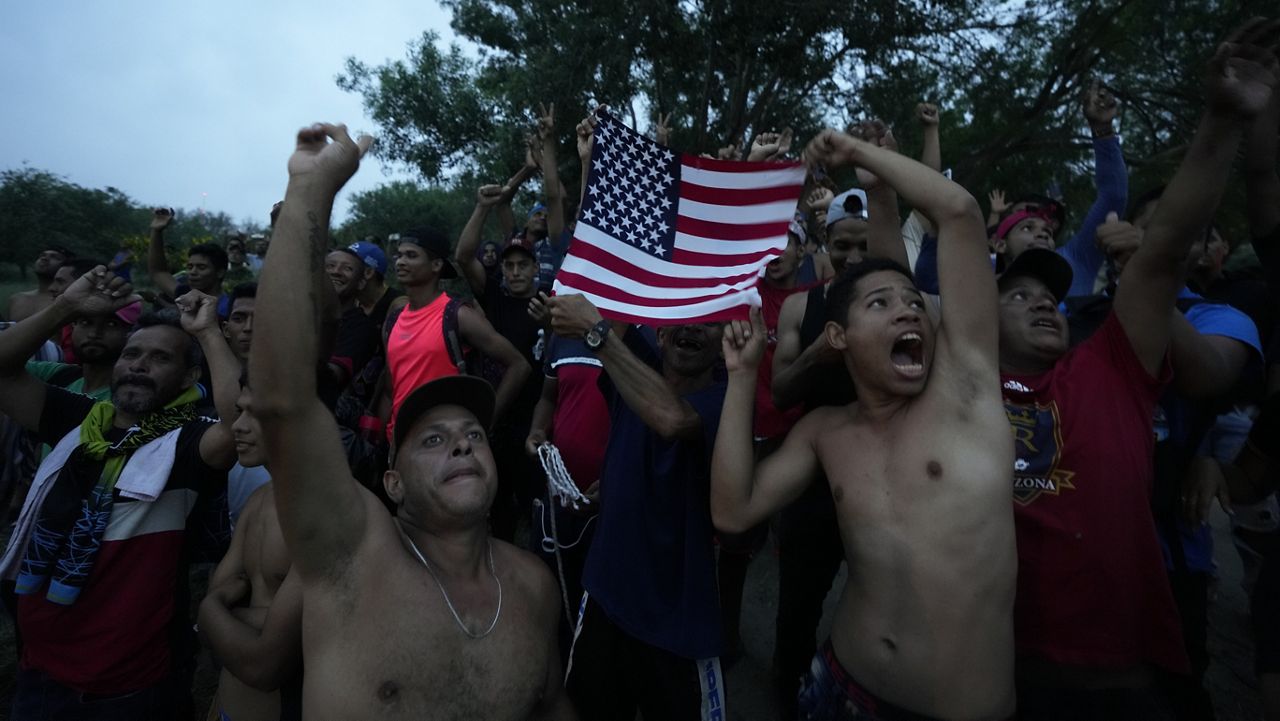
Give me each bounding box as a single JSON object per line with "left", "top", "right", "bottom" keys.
{"left": 581, "top": 326, "right": 726, "bottom": 660}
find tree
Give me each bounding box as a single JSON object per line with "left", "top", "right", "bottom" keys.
{"left": 335, "top": 180, "right": 480, "bottom": 246}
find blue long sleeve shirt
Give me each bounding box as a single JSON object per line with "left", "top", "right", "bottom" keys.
{"left": 913, "top": 136, "right": 1128, "bottom": 298}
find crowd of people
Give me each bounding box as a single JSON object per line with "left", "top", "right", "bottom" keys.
{"left": 0, "top": 18, "right": 1278, "bottom": 721}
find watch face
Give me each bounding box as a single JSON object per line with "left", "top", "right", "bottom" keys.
{"left": 585, "top": 329, "right": 602, "bottom": 349}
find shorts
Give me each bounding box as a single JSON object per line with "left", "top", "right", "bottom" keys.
{"left": 797, "top": 640, "right": 940, "bottom": 721}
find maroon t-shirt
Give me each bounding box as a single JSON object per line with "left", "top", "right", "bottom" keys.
{"left": 753, "top": 281, "right": 811, "bottom": 440}
{"left": 1000, "top": 313, "right": 1189, "bottom": 674}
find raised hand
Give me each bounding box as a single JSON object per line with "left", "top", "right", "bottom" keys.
{"left": 654, "top": 111, "right": 672, "bottom": 147}
{"left": 1095, "top": 211, "right": 1142, "bottom": 269}
{"left": 717, "top": 139, "right": 744, "bottom": 161}
{"left": 536, "top": 102, "right": 556, "bottom": 141}
{"left": 176, "top": 290, "right": 221, "bottom": 336}
{"left": 524, "top": 133, "right": 544, "bottom": 171}
{"left": 286, "top": 123, "right": 374, "bottom": 196}
{"left": 722, "top": 306, "right": 766, "bottom": 373}
{"left": 806, "top": 187, "right": 835, "bottom": 211}
{"left": 802, "top": 129, "right": 858, "bottom": 171}
{"left": 747, "top": 128, "right": 794, "bottom": 162}
{"left": 151, "top": 207, "right": 175, "bottom": 232}
{"left": 988, "top": 189, "right": 1009, "bottom": 216}
{"left": 853, "top": 122, "right": 897, "bottom": 189}
{"left": 477, "top": 184, "right": 505, "bottom": 208}
{"left": 57, "top": 266, "right": 138, "bottom": 317}
{"left": 1082, "top": 79, "right": 1119, "bottom": 135}
{"left": 1205, "top": 18, "right": 1280, "bottom": 120}
{"left": 916, "top": 102, "right": 939, "bottom": 126}
{"left": 576, "top": 106, "right": 605, "bottom": 161}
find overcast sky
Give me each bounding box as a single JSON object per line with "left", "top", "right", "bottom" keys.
{"left": 0, "top": 0, "right": 464, "bottom": 229}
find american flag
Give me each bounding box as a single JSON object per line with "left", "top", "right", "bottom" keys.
{"left": 552, "top": 111, "right": 806, "bottom": 325}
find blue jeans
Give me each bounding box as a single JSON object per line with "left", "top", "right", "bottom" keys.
{"left": 11, "top": 667, "right": 185, "bottom": 721}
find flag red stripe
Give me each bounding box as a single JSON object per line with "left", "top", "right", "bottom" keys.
{"left": 671, "top": 246, "right": 782, "bottom": 267}
{"left": 675, "top": 215, "right": 791, "bottom": 241}
{"left": 554, "top": 270, "right": 744, "bottom": 308}
{"left": 679, "top": 154, "right": 803, "bottom": 174}
{"left": 587, "top": 302, "right": 752, "bottom": 326}
{"left": 570, "top": 236, "right": 761, "bottom": 287}
{"left": 679, "top": 181, "right": 804, "bottom": 206}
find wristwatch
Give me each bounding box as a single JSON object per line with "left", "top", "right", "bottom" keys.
{"left": 584, "top": 319, "right": 611, "bottom": 351}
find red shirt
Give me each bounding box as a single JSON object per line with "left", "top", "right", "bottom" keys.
{"left": 545, "top": 336, "right": 610, "bottom": 492}
{"left": 753, "top": 281, "right": 810, "bottom": 440}
{"left": 386, "top": 294, "right": 460, "bottom": 439}
{"left": 1000, "top": 313, "right": 1188, "bottom": 674}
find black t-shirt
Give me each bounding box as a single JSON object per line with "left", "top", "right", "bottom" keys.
{"left": 321, "top": 305, "right": 380, "bottom": 409}
{"left": 479, "top": 283, "right": 544, "bottom": 433}
{"left": 367, "top": 287, "right": 405, "bottom": 335}
{"left": 798, "top": 284, "right": 856, "bottom": 411}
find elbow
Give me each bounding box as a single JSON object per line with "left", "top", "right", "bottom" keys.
{"left": 241, "top": 661, "right": 288, "bottom": 693}
{"left": 650, "top": 405, "right": 698, "bottom": 442}
{"left": 937, "top": 192, "right": 984, "bottom": 225}
{"left": 710, "top": 498, "right": 751, "bottom": 535}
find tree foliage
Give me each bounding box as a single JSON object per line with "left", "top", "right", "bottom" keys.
{"left": 339, "top": 0, "right": 1274, "bottom": 243}
{"left": 0, "top": 166, "right": 252, "bottom": 274}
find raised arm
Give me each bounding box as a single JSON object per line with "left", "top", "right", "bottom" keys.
{"left": 177, "top": 290, "right": 238, "bottom": 470}
{"left": 854, "top": 123, "right": 910, "bottom": 269}
{"left": 250, "top": 123, "right": 374, "bottom": 579}
{"left": 454, "top": 185, "right": 505, "bottom": 295}
{"left": 0, "top": 267, "right": 135, "bottom": 430}
{"left": 536, "top": 103, "right": 566, "bottom": 242}
{"left": 455, "top": 305, "right": 531, "bottom": 425}
{"left": 1059, "top": 81, "right": 1128, "bottom": 298}
{"left": 575, "top": 110, "right": 600, "bottom": 206}
{"left": 548, "top": 294, "right": 702, "bottom": 441}
{"left": 1244, "top": 68, "right": 1280, "bottom": 253}
{"left": 772, "top": 291, "right": 829, "bottom": 410}
{"left": 916, "top": 103, "right": 941, "bottom": 172}
{"left": 713, "top": 307, "right": 819, "bottom": 533}
{"left": 1115, "top": 23, "right": 1279, "bottom": 375}
{"left": 146, "top": 208, "right": 180, "bottom": 298}
{"left": 806, "top": 129, "right": 996, "bottom": 374}
{"left": 497, "top": 140, "right": 541, "bottom": 237}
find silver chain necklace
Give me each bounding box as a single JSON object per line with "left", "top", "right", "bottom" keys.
{"left": 399, "top": 524, "right": 502, "bottom": 640}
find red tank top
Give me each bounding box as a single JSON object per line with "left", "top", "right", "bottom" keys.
{"left": 386, "top": 293, "right": 459, "bottom": 438}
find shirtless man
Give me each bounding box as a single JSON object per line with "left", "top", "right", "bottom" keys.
{"left": 251, "top": 122, "right": 572, "bottom": 720}
{"left": 199, "top": 383, "right": 301, "bottom": 721}
{"left": 712, "top": 133, "right": 1015, "bottom": 719}
{"left": 6, "top": 246, "right": 71, "bottom": 322}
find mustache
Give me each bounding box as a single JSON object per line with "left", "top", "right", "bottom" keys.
{"left": 114, "top": 374, "right": 156, "bottom": 390}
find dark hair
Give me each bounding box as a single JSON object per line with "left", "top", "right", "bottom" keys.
{"left": 46, "top": 244, "right": 76, "bottom": 259}
{"left": 133, "top": 308, "right": 204, "bottom": 369}
{"left": 188, "top": 243, "right": 229, "bottom": 272}
{"left": 62, "top": 258, "right": 106, "bottom": 278}
{"left": 230, "top": 281, "right": 257, "bottom": 303}
{"left": 825, "top": 258, "right": 916, "bottom": 326}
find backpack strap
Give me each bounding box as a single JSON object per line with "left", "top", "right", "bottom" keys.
{"left": 443, "top": 296, "right": 467, "bottom": 375}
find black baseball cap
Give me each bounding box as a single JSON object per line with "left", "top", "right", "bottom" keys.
{"left": 392, "top": 376, "right": 495, "bottom": 463}
{"left": 997, "top": 247, "right": 1073, "bottom": 303}
{"left": 396, "top": 226, "right": 458, "bottom": 279}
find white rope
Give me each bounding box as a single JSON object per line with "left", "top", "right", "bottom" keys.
{"left": 537, "top": 442, "right": 592, "bottom": 510}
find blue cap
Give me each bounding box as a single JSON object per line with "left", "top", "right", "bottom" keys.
{"left": 527, "top": 202, "right": 547, "bottom": 218}
{"left": 825, "top": 188, "right": 870, "bottom": 228}
{"left": 345, "top": 241, "right": 387, "bottom": 276}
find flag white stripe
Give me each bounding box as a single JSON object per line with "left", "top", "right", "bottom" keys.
{"left": 676, "top": 197, "right": 800, "bottom": 225}
{"left": 552, "top": 281, "right": 762, "bottom": 320}
{"left": 679, "top": 164, "right": 806, "bottom": 191}
{"left": 674, "top": 231, "right": 789, "bottom": 256}
{"left": 573, "top": 222, "right": 775, "bottom": 278}
{"left": 558, "top": 254, "right": 762, "bottom": 299}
